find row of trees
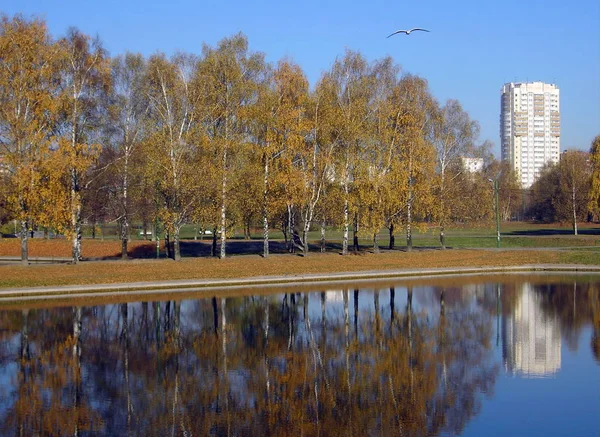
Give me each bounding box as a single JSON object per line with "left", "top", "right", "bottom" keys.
{"left": 0, "top": 14, "right": 528, "bottom": 265}
{"left": 528, "top": 137, "right": 600, "bottom": 235}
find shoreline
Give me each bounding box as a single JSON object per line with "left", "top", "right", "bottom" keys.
{"left": 2, "top": 263, "right": 600, "bottom": 306}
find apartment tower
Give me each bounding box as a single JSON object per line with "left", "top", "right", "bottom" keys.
{"left": 500, "top": 82, "right": 560, "bottom": 188}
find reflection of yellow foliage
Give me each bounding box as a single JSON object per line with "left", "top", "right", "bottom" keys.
{"left": 11, "top": 335, "right": 103, "bottom": 435}
{"left": 160, "top": 332, "right": 182, "bottom": 360}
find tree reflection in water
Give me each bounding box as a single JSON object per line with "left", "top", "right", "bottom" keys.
{"left": 0, "top": 278, "right": 597, "bottom": 436}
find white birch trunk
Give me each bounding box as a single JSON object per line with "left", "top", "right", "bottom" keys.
{"left": 263, "top": 154, "right": 269, "bottom": 257}
{"left": 220, "top": 145, "right": 228, "bottom": 259}
{"left": 342, "top": 176, "right": 349, "bottom": 255}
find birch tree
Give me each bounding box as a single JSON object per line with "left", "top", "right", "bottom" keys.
{"left": 144, "top": 52, "right": 201, "bottom": 260}
{"left": 432, "top": 99, "right": 479, "bottom": 248}
{"left": 246, "top": 60, "right": 310, "bottom": 257}
{"left": 267, "top": 61, "right": 327, "bottom": 255}
{"left": 356, "top": 57, "right": 402, "bottom": 252}
{"left": 199, "top": 33, "right": 266, "bottom": 259}
{"left": 108, "top": 53, "right": 148, "bottom": 258}
{"left": 55, "top": 28, "right": 111, "bottom": 263}
{"left": 319, "top": 51, "right": 374, "bottom": 255}
{"left": 0, "top": 15, "right": 59, "bottom": 264}
{"left": 555, "top": 150, "right": 591, "bottom": 235}
{"left": 395, "top": 75, "right": 436, "bottom": 251}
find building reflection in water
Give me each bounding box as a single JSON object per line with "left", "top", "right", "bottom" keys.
{"left": 502, "top": 283, "right": 562, "bottom": 378}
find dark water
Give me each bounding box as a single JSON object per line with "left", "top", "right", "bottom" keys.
{"left": 0, "top": 274, "right": 599, "bottom": 436}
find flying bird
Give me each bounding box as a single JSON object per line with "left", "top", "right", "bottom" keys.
{"left": 387, "top": 28, "right": 430, "bottom": 38}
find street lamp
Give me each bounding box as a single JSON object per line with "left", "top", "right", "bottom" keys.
{"left": 489, "top": 178, "right": 500, "bottom": 248}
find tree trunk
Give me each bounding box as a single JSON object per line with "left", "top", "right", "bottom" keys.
{"left": 121, "top": 236, "right": 128, "bottom": 260}
{"left": 320, "top": 219, "right": 326, "bottom": 253}
{"left": 406, "top": 154, "right": 413, "bottom": 252}
{"left": 407, "top": 185, "right": 413, "bottom": 252}
{"left": 219, "top": 146, "right": 228, "bottom": 260}
{"left": 154, "top": 224, "right": 160, "bottom": 259}
{"left": 263, "top": 153, "right": 269, "bottom": 258}
{"left": 302, "top": 229, "right": 309, "bottom": 256}
{"left": 373, "top": 231, "right": 380, "bottom": 253}
{"left": 263, "top": 214, "right": 269, "bottom": 258}
{"left": 121, "top": 221, "right": 129, "bottom": 260}
{"left": 439, "top": 225, "right": 446, "bottom": 250}
{"left": 291, "top": 227, "right": 303, "bottom": 254}
{"left": 165, "top": 231, "right": 171, "bottom": 259}
{"left": 388, "top": 223, "right": 395, "bottom": 250}
{"left": 70, "top": 95, "right": 82, "bottom": 264}
{"left": 572, "top": 183, "right": 578, "bottom": 235}
{"left": 173, "top": 226, "right": 181, "bottom": 261}
{"left": 72, "top": 204, "right": 82, "bottom": 263}
{"left": 287, "top": 204, "right": 294, "bottom": 253}
{"left": 342, "top": 179, "right": 349, "bottom": 255}
{"left": 281, "top": 219, "right": 288, "bottom": 252}
{"left": 353, "top": 213, "right": 359, "bottom": 252}
{"left": 71, "top": 171, "right": 82, "bottom": 264}
{"left": 20, "top": 219, "right": 28, "bottom": 266}
{"left": 211, "top": 229, "right": 218, "bottom": 257}
{"left": 302, "top": 218, "right": 310, "bottom": 256}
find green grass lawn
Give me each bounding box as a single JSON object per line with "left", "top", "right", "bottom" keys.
{"left": 31, "top": 221, "right": 600, "bottom": 250}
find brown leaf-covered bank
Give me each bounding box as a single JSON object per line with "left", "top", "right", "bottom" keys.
{"left": 1, "top": 246, "right": 598, "bottom": 289}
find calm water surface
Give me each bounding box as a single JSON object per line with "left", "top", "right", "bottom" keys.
{"left": 0, "top": 274, "right": 599, "bottom": 436}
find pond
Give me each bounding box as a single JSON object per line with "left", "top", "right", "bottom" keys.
{"left": 0, "top": 273, "right": 598, "bottom": 436}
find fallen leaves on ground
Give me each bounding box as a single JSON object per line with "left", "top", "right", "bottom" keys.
{"left": 0, "top": 239, "right": 157, "bottom": 258}
{"left": 0, "top": 248, "right": 573, "bottom": 289}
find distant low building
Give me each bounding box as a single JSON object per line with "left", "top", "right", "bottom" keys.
{"left": 461, "top": 157, "right": 484, "bottom": 173}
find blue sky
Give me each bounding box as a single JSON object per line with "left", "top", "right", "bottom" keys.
{"left": 4, "top": 0, "right": 599, "bottom": 157}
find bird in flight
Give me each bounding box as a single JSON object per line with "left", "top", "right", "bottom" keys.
{"left": 387, "top": 28, "right": 430, "bottom": 38}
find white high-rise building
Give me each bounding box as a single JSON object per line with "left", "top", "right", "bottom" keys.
{"left": 500, "top": 82, "right": 560, "bottom": 188}
{"left": 502, "top": 283, "right": 561, "bottom": 378}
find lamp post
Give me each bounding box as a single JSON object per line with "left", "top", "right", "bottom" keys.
{"left": 489, "top": 178, "right": 500, "bottom": 248}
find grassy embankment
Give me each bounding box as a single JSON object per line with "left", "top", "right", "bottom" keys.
{"left": 0, "top": 248, "right": 597, "bottom": 290}
{"left": 0, "top": 222, "right": 599, "bottom": 289}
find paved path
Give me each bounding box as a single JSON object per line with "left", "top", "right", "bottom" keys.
{"left": 1, "top": 264, "right": 600, "bottom": 303}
